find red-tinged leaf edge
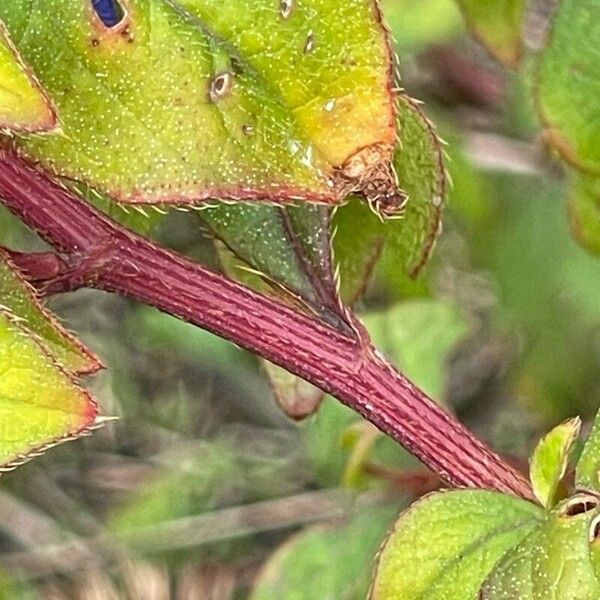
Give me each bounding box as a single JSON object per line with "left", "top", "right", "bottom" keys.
{"left": 0, "top": 247, "right": 103, "bottom": 375}
{"left": 0, "top": 308, "right": 100, "bottom": 474}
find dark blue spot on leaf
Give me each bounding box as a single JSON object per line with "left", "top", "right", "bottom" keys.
{"left": 92, "top": 0, "right": 125, "bottom": 28}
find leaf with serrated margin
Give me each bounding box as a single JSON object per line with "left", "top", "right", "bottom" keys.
{"left": 201, "top": 203, "right": 346, "bottom": 328}
{"left": 529, "top": 417, "right": 580, "bottom": 508}
{"left": 454, "top": 0, "right": 526, "bottom": 66}
{"left": 0, "top": 309, "right": 98, "bottom": 470}
{"left": 0, "top": 251, "right": 101, "bottom": 374}
{"left": 0, "top": 21, "right": 56, "bottom": 132}
{"left": 0, "top": 0, "right": 402, "bottom": 211}
{"left": 335, "top": 95, "right": 446, "bottom": 302}
{"left": 370, "top": 489, "right": 542, "bottom": 600}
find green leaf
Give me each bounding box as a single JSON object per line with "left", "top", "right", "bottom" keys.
{"left": 536, "top": 0, "right": 600, "bottom": 175}
{"left": 363, "top": 299, "right": 469, "bottom": 402}
{"left": 483, "top": 494, "right": 600, "bottom": 598}
{"left": 251, "top": 506, "right": 398, "bottom": 600}
{"left": 0, "top": 21, "right": 55, "bottom": 132}
{"left": 0, "top": 309, "right": 98, "bottom": 469}
{"left": 202, "top": 206, "right": 341, "bottom": 418}
{"left": 177, "top": 0, "right": 397, "bottom": 169}
{"left": 454, "top": 0, "right": 526, "bottom": 66}
{"left": 383, "top": 0, "right": 464, "bottom": 53}
{"left": 0, "top": 0, "right": 400, "bottom": 209}
{"left": 370, "top": 489, "right": 542, "bottom": 600}
{"left": 576, "top": 408, "right": 600, "bottom": 492}
{"left": 334, "top": 95, "right": 446, "bottom": 301}
{"left": 480, "top": 528, "right": 537, "bottom": 599}
{"left": 530, "top": 497, "right": 600, "bottom": 599}
{"left": 0, "top": 251, "right": 100, "bottom": 374}
{"left": 529, "top": 417, "right": 581, "bottom": 508}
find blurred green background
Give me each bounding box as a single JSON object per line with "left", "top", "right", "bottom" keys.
{"left": 1, "top": 0, "right": 600, "bottom": 598}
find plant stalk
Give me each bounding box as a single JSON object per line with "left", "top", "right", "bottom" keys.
{"left": 0, "top": 149, "right": 534, "bottom": 501}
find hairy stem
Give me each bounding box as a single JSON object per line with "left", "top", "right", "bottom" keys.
{"left": 0, "top": 149, "right": 534, "bottom": 501}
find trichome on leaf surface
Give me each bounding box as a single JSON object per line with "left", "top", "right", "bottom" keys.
{"left": 1, "top": 0, "right": 600, "bottom": 598}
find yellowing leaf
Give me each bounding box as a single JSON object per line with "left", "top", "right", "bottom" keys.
{"left": 0, "top": 0, "right": 401, "bottom": 210}
{"left": 0, "top": 22, "right": 56, "bottom": 132}
{"left": 0, "top": 310, "right": 97, "bottom": 469}
{"left": 178, "top": 0, "right": 396, "bottom": 168}
{"left": 529, "top": 417, "right": 581, "bottom": 508}
{"left": 335, "top": 95, "right": 446, "bottom": 301}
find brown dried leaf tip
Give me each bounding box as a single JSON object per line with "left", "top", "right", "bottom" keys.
{"left": 336, "top": 143, "right": 407, "bottom": 217}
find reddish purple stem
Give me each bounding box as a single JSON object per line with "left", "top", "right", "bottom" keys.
{"left": 0, "top": 149, "right": 534, "bottom": 501}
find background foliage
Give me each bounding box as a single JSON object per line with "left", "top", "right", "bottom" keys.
{"left": 1, "top": 0, "right": 600, "bottom": 598}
